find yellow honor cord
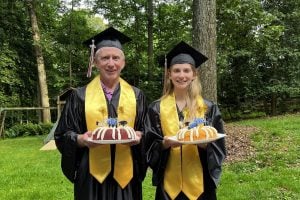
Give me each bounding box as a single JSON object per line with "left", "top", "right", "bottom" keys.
{"left": 86, "top": 75, "right": 136, "bottom": 188}
{"left": 160, "top": 93, "right": 205, "bottom": 199}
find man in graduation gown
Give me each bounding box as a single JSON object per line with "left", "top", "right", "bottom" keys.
{"left": 54, "top": 27, "right": 147, "bottom": 200}
{"left": 144, "top": 41, "right": 226, "bottom": 200}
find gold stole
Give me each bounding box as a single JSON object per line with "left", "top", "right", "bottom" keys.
{"left": 85, "top": 75, "right": 136, "bottom": 188}
{"left": 161, "top": 93, "right": 206, "bottom": 199}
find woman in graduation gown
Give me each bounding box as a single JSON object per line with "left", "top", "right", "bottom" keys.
{"left": 54, "top": 27, "right": 147, "bottom": 200}
{"left": 145, "top": 41, "right": 226, "bottom": 200}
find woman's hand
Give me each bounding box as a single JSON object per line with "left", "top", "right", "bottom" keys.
{"left": 162, "top": 136, "right": 182, "bottom": 149}
{"left": 127, "top": 131, "right": 142, "bottom": 146}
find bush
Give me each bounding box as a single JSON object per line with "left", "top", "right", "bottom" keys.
{"left": 4, "top": 123, "right": 53, "bottom": 138}
{"left": 221, "top": 109, "right": 266, "bottom": 121}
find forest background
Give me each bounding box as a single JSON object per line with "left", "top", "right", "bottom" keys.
{"left": 0, "top": 0, "right": 299, "bottom": 130}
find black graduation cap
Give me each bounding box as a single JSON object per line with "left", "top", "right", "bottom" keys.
{"left": 160, "top": 41, "right": 208, "bottom": 69}
{"left": 83, "top": 26, "right": 132, "bottom": 51}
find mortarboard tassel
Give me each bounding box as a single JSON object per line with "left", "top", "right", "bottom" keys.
{"left": 87, "top": 39, "right": 96, "bottom": 78}
{"left": 163, "top": 55, "right": 168, "bottom": 94}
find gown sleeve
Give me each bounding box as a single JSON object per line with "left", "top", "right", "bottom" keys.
{"left": 131, "top": 87, "right": 148, "bottom": 182}
{"left": 54, "top": 87, "right": 87, "bottom": 183}
{"left": 144, "top": 100, "right": 169, "bottom": 186}
{"left": 202, "top": 100, "right": 227, "bottom": 187}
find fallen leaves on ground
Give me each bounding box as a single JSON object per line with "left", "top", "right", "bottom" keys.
{"left": 223, "top": 123, "right": 258, "bottom": 164}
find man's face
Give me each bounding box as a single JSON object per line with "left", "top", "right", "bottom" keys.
{"left": 95, "top": 47, "right": 125, "bottom": 83}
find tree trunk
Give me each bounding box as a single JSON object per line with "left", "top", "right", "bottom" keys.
{"left": 263, "top": 99, "right": 270, "bottom": 115}
{"left": 147, "top": 0, "right": 154, "bottom": 80}
{"left": 271, "top": 93, "right": 277, "bottom": 116}
{"left": 69, "top": 0, "right": 74, "bottom": 87}
{"left": 26, "top": 0, "right": 51, "bottom": 123}
{"left": 192, "top": 0, "right": 217, "bottom": 102}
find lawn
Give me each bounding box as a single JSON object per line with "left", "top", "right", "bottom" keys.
{"left": 0, "top": 113, "right": 299, "bottom": 199}
{"left": 218, "top": 113, "right": 300, "bottom": 200}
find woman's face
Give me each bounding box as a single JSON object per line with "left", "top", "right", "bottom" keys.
{"left": 94, "top": 47, "right": 125, "bottom": 83}
{"left": 169, "top": 63, "right": 196, "bottom": 91}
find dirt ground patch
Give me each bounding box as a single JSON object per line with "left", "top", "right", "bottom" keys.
{"left": 223, "top": 123, "right": 258, "bottom": 163}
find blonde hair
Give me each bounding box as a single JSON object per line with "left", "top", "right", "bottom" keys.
{"left": 161, "top": 65, "right": 206, "bottom": 121}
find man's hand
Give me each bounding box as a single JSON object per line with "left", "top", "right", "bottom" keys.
{"left": 77, "top": 131, "right": 99, "bottom": 148}
{"left": 162, "top": 136, "right": 182, "bottom": 149}
{"left": 127, "top": 131, "right": 142, "bottom": 146}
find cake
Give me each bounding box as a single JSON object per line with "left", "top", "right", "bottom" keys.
{"left": 176, "top": 125, "right": 218, "bottom": 142}
{"left": 91, "top": 118, "right": 136, "bottom": 141}
{"left": 176, "top": 118, "right": 218, "bottom": 142}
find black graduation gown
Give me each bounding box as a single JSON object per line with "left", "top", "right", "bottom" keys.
{"left": 144, "top": 99, "right": 226, "bottom": 200}
{"left": 54, "top": 83, "right": 147, "bottom": 200}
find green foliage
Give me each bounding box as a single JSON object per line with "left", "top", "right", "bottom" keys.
{"left": 44, "top": 9, "right": 95, "bottom": 96}
{"left": 0, "top": 0, "right": 98, "bottom": 108}
{"left": 0, "top": 0, "right": 36, "bottom": 107}
{"left": 217, "top": 0, "right": 300, "bottom": 115}
{"left": 4, "top": 123, "right": 53, "bottom": 138}
{"left": 138, "top": 79, "right": 162, "bottom": 103}
{"left": 221, "top": 109, "right": 266, "bottom": 121}
{"left": 0, "top": 45, "right": 22, "bottom": 106}
{"left": 154, "top": 1, "right": 192, "bottom": 49}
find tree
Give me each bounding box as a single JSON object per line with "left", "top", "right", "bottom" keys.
{"left": 192, "top": 0, "right": 217, "bottom": 102}
{"left": 147, "top": 0, "right": 154, "bottom": 80}
{"left": 0, "top": 1, "right": 35, "bottom": 108}
{"left": 259, "top": 0, "right": 300, "bottom": 115}
{"left": 216, "top": 0, "right": 277, "bottom": 114}
{"left": 216, "top": 0, "right": 300, "bottom": 116}
{"left": 26, "top": 0, "right": 51, "bottom": 123}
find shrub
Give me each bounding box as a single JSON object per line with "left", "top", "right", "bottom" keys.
{"left": 4, "top": 123, "right": 53, "bottom": 138}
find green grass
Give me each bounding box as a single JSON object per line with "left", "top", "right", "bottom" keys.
{"left": 217, "top": 113, "right": 300, "bottom": 200}
{"left": 0, "top": 137, "right": 73, "bottom": 200}
{"left": 0, "top": 136, "right": 155, "bottom": 200}
{"left": 0, "top": 113, "right": 299, "bottom": 199}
